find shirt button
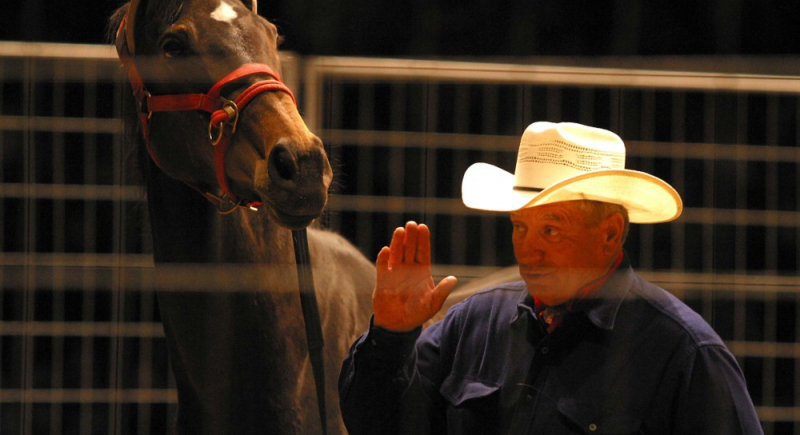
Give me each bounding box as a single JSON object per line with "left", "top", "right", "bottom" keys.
{"left": 589, "top": 423, "right": 598, "bottom": 432}
{"left": 370, "top": 339, "right": 378, "bottom": 347}
{"left": 540, "top": 347, "right": 549, "bottom": 355}
{"left": 525, "top": 394, "right": 533, "bottom": 402}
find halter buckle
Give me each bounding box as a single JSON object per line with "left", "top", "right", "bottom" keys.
{"left": 208, "top": 99, "right": 240, "bottom": 146}
{"left": 202, "top": 191, "right": 251, "bottom": 214}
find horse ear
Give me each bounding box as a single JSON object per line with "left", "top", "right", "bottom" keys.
{"left": 241, "top": 0, "right": 258, "bottom": 14}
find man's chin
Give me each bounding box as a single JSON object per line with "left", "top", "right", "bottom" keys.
{"left": 525, "top": 283, "right": 570, "bottom": 306}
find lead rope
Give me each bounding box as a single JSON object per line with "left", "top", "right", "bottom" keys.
{"left": 291, "top": 229, "right": 327, "bottom": 435}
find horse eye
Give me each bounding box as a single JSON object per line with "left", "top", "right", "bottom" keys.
{"left": 161, "top": 37, "right": 190, "bottom": 59}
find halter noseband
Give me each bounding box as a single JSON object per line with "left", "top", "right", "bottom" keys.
{"left": 115, "top": 0, "right": 295, "bottom": 212}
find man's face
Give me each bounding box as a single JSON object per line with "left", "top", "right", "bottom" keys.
{"left": 510, "top": 201, "right": 617, "bottom": 306}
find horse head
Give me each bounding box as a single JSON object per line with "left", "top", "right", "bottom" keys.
{"left": 116, "top": 0, "right": 332, "bottom": 229}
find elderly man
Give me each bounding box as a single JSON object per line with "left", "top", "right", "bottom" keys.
{"left": 338, "top": 122, "right": 762, "bottom": 434}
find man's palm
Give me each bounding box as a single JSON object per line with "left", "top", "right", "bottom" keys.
{"left": 372, "top": 222, "right": 457, "bottom": 332}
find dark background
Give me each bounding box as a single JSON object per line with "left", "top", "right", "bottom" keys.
{"left": 2, "top": 0, "right": 800, "bottom": 57}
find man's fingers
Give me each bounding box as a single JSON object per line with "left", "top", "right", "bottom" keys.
{"left": 388, "top": 227, "right": 405, "bottom": 267}
{"left": 430, "top": 276, "right": 458, "bottom": 312}
{"left": 376, "top": 246, "right": 390, "bottom": 269}
{"left": 416, "top": 224, "right": 432, "bottom": 265}
{"left": 403, "top": 221, "right": 419, "bottom": 263}
{"left": 375, "top": 246, "right": 390, "bottom": 283}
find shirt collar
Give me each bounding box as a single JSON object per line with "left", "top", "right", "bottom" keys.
{"left": 573, "top": 254, "right": 634, "bottom": 330}
{"left": 513, "top": 253, "right": 634, "bottom": 331}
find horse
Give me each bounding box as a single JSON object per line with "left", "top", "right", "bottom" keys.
{"left": 109, "top": 1, "right": 375, "bottom": 433}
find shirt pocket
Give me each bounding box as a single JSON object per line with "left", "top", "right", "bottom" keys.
{"left": 440, "top": 375, "right": 500, "bottom": 406}
{"left": 440, "top": 375, "right": 501, "bottom": 434}
{"left": 557, "top": 398, "right": 643, "bottom": 435}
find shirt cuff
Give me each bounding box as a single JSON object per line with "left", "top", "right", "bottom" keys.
{"left": 358, "top": 315, "right": 421, "bottom": 363}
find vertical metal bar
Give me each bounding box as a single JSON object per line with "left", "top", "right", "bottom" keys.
{"left": 113, "top": 58, "right": 139, "bottom": 435}
{"left": 731, "top": 95, "right": 749, "bottom": 370}
{"left": 450, "top": 85, "right": 469, "bottom": 265}
{"left": 579, "top": 87, "right": 594, "bottom": 125}
{"left": 546, "top": 86, "right": 561, "bottom": 122}
{"left": 21, "top": 55, "right": 36, "bottom": 435}
{"left": 423, "top": 82, "right": 439, "bottom": 225}
{"left": 52, "top": 61, "right": 66, "bottom": 253}
{"left": 756, "top": 96, "right": 780, "bottom": 429}
{"left": 795, "top": 292, "right": 800, "bottom": 435}
{"left": 731, "top": 95, "right": 748, "bottom": 361}
{"left": 137, "top": 291, "right": 154, "bottom": 435}
{"left": 703, "top": 93, "right": 716, "bottom": 274}
{"left": 639, "top": 90, "right": 655, "bottom": 270}
{"left": 736, "top": 94, "right": 748, "bottom": 372}
{"left": 609, "top": 86, "right": 621, "bottom": 133}
{"left": 423, "top": 84, "right": 438, "bottom": 226}
{"left": 0, "top": 53, "right": 6, "bottom": 429}
{"left": 356, "top": 82, "right": 374, "bottom": 252}
{"left": 479, "top": 84, "right": 502, "bottom": 266}
{"left": 303, "top": 62, "right": 322, "bottom": 134}
{"left": 388, "top": 82, "right": 406, "bottom": 232}
{"left": 326, "top": 79, "right": 343, "bottom": 232}
{"left": 50, "top": 57, "right": 67, "bottom": 435}
{"left": 79, "top": 267, "right": 95, "bottom": 435}
{"left": 702, "top": 93, "right": 716, "bottom": 324}
{"left": 795, "top": 96, "right": 800, "bottom": 288}
{"left": 735, "top": 94, "right": 747, "bottom": 272}
{"left": 763, "top": 292, "right": 777, "bottom": 415}
{"left": 79, "top": 60, "right": 97, "bottom": 435}
{"left": 670, "top": 91, "right": 686, "bottom": 271}
{"left": 764, "top": 95, "right": 779, "bottom": 273}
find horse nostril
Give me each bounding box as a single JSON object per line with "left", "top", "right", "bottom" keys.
{"left": 268, "top": 143, "right": 298, "bottom": 184}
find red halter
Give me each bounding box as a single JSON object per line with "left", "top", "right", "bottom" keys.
{"left": 115, "top": 15, "right": 297, "bottom": 212}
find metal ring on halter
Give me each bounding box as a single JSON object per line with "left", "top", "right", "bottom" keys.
{"left": 208, "top": 99, "right": 240, "bottom": 146}
{"left": 139, "top": 91, "right": 153, "bottom": 119}
{"left": 216, "top": 199, "right": 242, "bottom": 215}
{"left": 209, "top": 121, "right": 225, "bottom": 146}
{"left": 203, "top": 191, "right": 244, "bottom": 214}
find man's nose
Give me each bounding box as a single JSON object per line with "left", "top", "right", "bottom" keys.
{"left": 515, "top": 238, "right": 545, "bottom": 264}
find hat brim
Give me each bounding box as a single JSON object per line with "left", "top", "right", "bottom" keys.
{"left": 462, "top": 163, "right": 683, "bottom": 224}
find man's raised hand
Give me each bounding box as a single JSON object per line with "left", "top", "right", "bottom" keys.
{"left": 372, "top": 222, "right": 457, "bottom": 332}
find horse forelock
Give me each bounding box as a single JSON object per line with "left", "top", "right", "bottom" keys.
{"left": 141, "top": 0, "right": 184, "bottom": 42}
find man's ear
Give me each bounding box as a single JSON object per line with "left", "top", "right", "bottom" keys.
{"left": 602, "top": 213, "right": 625, "bottom": 254}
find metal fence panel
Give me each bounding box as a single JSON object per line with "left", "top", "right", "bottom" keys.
{"left": 1, "top": 43, "right": 799, "bottom": 434}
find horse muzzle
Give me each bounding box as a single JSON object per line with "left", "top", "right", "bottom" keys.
{"left": 253, "top": 139, "right": 333, "bottom": 230}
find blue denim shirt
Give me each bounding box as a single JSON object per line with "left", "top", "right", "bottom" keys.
{"left": 339, "top": 260, "right": 763, "bottom": 434}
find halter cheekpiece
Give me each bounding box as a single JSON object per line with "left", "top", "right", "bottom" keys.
{"left": 115, "top": 0, "right": 296, "bottom": 212}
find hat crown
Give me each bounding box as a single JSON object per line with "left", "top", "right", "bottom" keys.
{"left": 514, "top": 122, "right": 626, "bottom": 191}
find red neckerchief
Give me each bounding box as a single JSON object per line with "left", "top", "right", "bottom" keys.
{"left": 534, "top": 251, "right": 624, "bottom": 333}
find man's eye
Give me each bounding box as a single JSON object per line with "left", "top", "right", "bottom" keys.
{"left": 544, "top": 226, "right": 559, "bottom": 236}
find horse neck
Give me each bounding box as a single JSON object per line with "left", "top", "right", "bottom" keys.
{"left": 144, "top": 161, "right": 292, "bottom": 265}
{"left": 144, "top": 164, "right": 316, "bottom": 433}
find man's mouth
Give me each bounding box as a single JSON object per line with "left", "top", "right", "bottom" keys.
{"left": 519, "top": 266, "right": 553, "bottom": 280}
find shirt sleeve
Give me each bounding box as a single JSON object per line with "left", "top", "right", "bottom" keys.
{"left": 674, "top": 343, "right": 763, "bottom": 434}
{"left": 338, "top": 316, "right": 447, "bottom": 435}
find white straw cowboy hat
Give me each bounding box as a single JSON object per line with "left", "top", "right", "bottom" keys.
{"left": 461, "top": 121, "right": 682, "bottom": 223}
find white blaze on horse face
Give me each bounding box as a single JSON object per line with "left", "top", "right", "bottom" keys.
{"left": 210, "top": 0, "right": 239, "bottom": 23}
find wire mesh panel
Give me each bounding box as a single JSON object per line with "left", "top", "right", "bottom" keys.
{"left": 3, "top": 44, "right": 800, "bottom": 434}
